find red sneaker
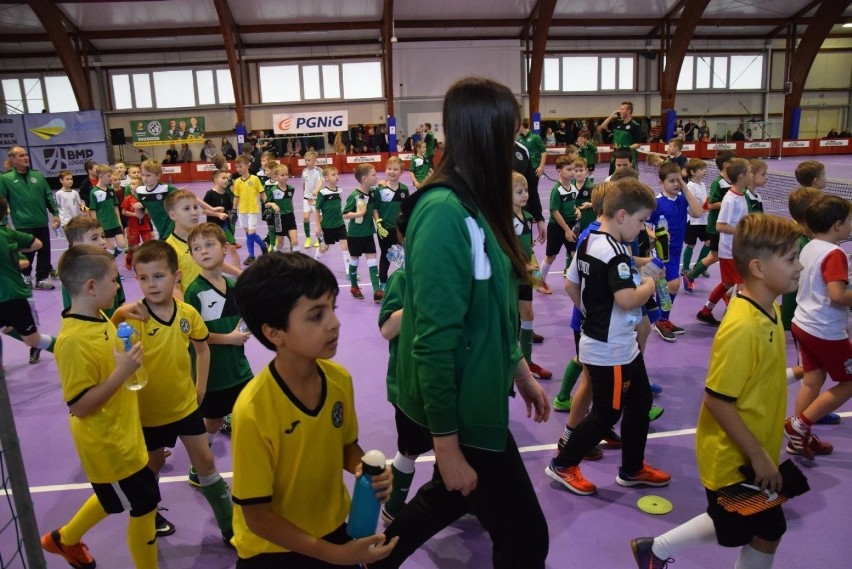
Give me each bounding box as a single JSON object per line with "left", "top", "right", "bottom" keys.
{"left": 351, "top": 286, "right": 364, "bottom": 299}
{"left": 616, "top": 462, "right": 671, "bottom": 488}
{"left": 41, "top": 529, "right": 96, "bottom": 569}
{"left": 373, "top": 289, "right": 384, "bottom": 304}
{"left": 529, "top": 362, "right": 553, "bottom": 379}
{"left": 784, "top": 417, "right": 814, "bottom": 460}
{"left": 545, "top": 460, "right": 596, "bottom": 495}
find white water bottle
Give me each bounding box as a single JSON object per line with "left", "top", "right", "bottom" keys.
{"left": 355, "top": 194, "right": 367, "bottom": 224}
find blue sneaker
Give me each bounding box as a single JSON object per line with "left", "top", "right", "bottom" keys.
{"left": 816, "top": 413, "right": 841, "bottom": 425}
{"left": 650, "top": 383, "right": 663, "bottom": 397}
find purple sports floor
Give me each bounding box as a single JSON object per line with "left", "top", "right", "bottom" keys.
{"left": 2, "top": 156, "right": 851, "bottom": 568}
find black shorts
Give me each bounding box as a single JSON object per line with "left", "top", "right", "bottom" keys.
{"left": 104, "top": 226, "right": 124, "bottom": 238}
{"left": 708, "top": 232, "right": 720, "bottom": 252}
{"left": 91, "top": 465, "right": 160, "bottom": 517}
{"left": 0, "top": 298, "right": 39, "bottom": 336}
{"left": 267, "top": 212, "right": 297, "bottom": 236}
{"left": 200, "top": 381, "right": 250, "bottom": 420}
{"left": 348, "top": 235, "right": 377, "bottom": 257}
{"left": 684, "top": 224, "right": 709, "bottom": 246}
{"left": 237, "top": 524, "right": 359, "bottom": 569}
{"left": 705, "top": 488, "right": 786, "bottom": 547}
{"left": 321, "top": 225, "right": 347, "bottom": 246}
{"left": 142, "top": 408, "right": 206, "bottom": 451}
{"left": 545, "top": 223, "right": 577, "bottom": 257}
{"left": 394, "top": 406, "right": 433, "bottom": 457}
{"left": 518, "top": 283, "right": 533, "bottom": 302}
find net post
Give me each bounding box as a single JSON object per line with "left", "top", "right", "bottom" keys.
{"left": 0, "top": 369, "right": 47, "bottom": 569}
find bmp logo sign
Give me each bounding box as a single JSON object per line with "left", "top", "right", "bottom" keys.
{"left": 42, "top": 147, "right": 94, "bottom": 170}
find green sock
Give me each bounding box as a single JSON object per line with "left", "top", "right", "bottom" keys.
{"left": 564, "top": 253, "right": 573, "bottom": 271}
{"left": 349, "top": 264, "right": 358, "bottom": 288}
{"left": 688, "top": 261, "right": 707, "bottom": 280}
{"left": 557, "top": 359, "right": 583, "bottom": 401}
{"left": 698, "top": 244, "right": 711, "bottom": 261}
{"left": 681, "top": 246, "right": 694, "bottom": 272}
{"left": 199, "top": 477, "right": 233, "bottom": 533}
{"left": 519, "top": 326, "right": 533, "bottom": 365}
{"left": 5, "top": 330, "right": 55, "bottom": 353}
{"left": 385, "top": 465, "right": 415, "bottom": 516}
{"left": 368, "top": 265, "right": 380, "bottom": 291}
{"left": 303, "top": 222, "right": 311, "bottom": 238}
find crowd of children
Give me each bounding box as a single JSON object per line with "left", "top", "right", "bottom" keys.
{"left": 1, "top": 124, "right": 848, "bottom": 569}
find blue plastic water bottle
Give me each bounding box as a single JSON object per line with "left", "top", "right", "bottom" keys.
{"left": 347, "top": 450, "right": 386, "bottom": 539}
{"left": 116, "top": 322, "right": 148, "bottom": 391}
{"left": 650, "top": 257, "right": 672, "bottom": 312}
{"left": 386, "top": 244, "right": 405, "bottom": 269}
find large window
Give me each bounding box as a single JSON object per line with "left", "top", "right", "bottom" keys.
{"left": 258, "top": 61, "right": 381, "bottom": 103}
{"left": 542, "top": 55, "right": 635, "bottom": 93}
{"left": 0, "top": 75, "right": 79, "bottom": 114}
{"left": 110, "top": 67, "right": 234, "bottom": 110}
{"left": 678, "top": 54, "right": 764, "bottom": 91}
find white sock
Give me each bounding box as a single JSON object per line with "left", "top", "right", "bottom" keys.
{"left": 36, "top": 334, "right": 54, "bottom": 350}
{"left": 540, "top": 261, "right": 552, "bottom": 279}
{"left": 314, "top": 248, "right": 322, "bottom": 260}
{"left": 343, "top": 251, "right": 351, "bottom": 265}
{"left": 197, "top": 471, "right": 223, "bottom": 487}
{"left": 392, "top": 452, "right": 416, "bottom": 474}
{"left": 652, "top": 513, "right": 716, "bottom": 560}
{"left": 735, "top": 544, "right": 775, "bottom": 569}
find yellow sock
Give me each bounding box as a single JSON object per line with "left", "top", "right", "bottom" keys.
{"left": 61, "top": 494, "right": 108, "bottom": 544}
{"left": 127, "top": 510, "right": 158, "bottom": 568}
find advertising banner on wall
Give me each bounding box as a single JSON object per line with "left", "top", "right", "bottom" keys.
{"left": 29, "top": 143, "right": 109, "bottom": 177}
{"left": 272, "top": 110, "right": 348, "bottom": 135}
{"left": 130, "top": 116, "right": 207, "bottom": 145}
{"left": 25, "top": 111, "right": 106, "bottom": 147}
{"left": 0, "top": 115, "right": 26, "bottom": 154}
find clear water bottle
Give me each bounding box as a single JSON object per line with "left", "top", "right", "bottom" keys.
{"left": 237, "top": 319, "right": 249, "bottom": 334}
{"left": 354, "top": 194, "right": 367, "bottom": 224}
{"left": 386, "top": 244, "right": 405, "bottom": 269}
{"left": 116, "top": 322, "right": 148, "bottom": 391}
{"left": 654, "top": 215, "right": 670, "bottom": 262}
{"left": 649, "top": 257, "right": 672, "bottom": 312}
{"left": 347, "top": 450, "right": 386, "bottom": 539}
{"left": 54, "top": 226, "right": 63, "bottom": 239}
{"left": 274, "top": 210, "right": 282, "bottom": 232}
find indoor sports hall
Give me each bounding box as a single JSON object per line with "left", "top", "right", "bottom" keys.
{"left": 1, "top": 1, "right": 851, "bottom": 568}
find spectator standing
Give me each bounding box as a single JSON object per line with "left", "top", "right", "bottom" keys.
{"left": 179, "top": 143, "right": 192, "bottom": 163}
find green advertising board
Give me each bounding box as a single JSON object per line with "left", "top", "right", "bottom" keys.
{"left": 130, "top": 116, "right": 206, "bottom": 146}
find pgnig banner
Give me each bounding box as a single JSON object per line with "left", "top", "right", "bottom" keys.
{"left": 131, "top": 116, "right": 206, "bottom": 145}
{"left": 30, "top": 143, "right": 109, "bottom": 177}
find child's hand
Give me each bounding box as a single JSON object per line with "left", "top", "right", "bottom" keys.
{"left": 366, "top": 465, "right": 393, "bottom": 503}
{"left": 565, "top": 228, "right": 576, "bottom": 242}
{"left": 217, "top": 212, "right": 228, "bottom": 220}
{"left": 751, "top": 451, "right": 783, "bottom": 494}
{"left": 333, "top": 534, "right": 398, "bottom": 565}
{"left": 113, "top": 343, "right": 142, "bottom": 378}
{"left": 122, "top": 300, "right": 150, "bottom": 322}
{"left": 227, "top": 326, "right": 250, "bottom": 346}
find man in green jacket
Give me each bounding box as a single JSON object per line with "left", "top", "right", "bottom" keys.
{"left": 1, "top": 147, "right": 60, "bottom": 289}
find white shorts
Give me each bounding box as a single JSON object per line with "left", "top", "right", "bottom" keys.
{"left": 238, "top": 213, "right": 259, "bottom": 231}
{"left": 302, "top": 198, "right": 316, "bottom": 214}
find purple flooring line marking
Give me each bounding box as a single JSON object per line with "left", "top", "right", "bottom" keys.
{"left": 2, "top": 169, "right": 851, "bottom": 568}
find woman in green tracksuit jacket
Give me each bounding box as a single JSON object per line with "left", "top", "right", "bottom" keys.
{"left": 372, "top": 78, "right": 550, "bottom": 569}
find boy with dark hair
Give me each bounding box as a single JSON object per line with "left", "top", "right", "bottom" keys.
{"left": 231, "top": 253, "right": 397, "bottom": 567}
{"left": 605, "top": 147, "right": 633, "bottom": 182}
{"left": 786, "top": 194, "right": 852, "bottom": 459}
{"left": 649, "top": 161, "right": 703, "bottom": 342}
{"left": 631, "top": 214, "right": 804, "bottom": 569}
{"left": 572, "top": 157, "right": 597, "bottom": 232}
{"left": 547, "top": 178, "right": 670, "bottom": 495}
{"left": 41, "top": 244, "right": 158, "bottom": 568}
{"left": 685, "top": 150, "right": 737, "bottom": 299}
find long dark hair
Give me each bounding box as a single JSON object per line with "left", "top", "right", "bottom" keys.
{"left": 427, "top": 77, "right": 529, "bottom": 281}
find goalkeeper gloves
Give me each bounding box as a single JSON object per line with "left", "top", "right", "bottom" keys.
{"left": 376, "top": 219, "right": 389, "bottom": 238}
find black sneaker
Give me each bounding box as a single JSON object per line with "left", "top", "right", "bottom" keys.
{"left": 243, "top": 256, "right": 256, "bottom": 265}
{"left": 653, "top": 321, "right": 676, "bottom": 343}
{"left": 28, "top": 348, "right": 41, "bottom": 364}
{"left": 696, "top": 310, "right": 721, "bottom": 327}
{"left": 602, "top": 428, "right": 622, "bottom": 448}
{"left": 532, "top": 332, "right": 544, "bottom": 344}
{"left": 668, "top": 322, "right": 685, "bottom": 335}
{"left": 630, "top": 537, "right": 672, "bottom": 568}
{"left": 222, "top": 529, "right": 235, "bottom": 548}
{"left": 155, "top": 511, "right": 176, "bottom": 537}
{"left": 34, "top": 279, "right": 55, "bottom": 290}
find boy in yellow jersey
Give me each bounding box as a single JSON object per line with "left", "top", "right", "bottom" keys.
{"left": 631, "top": 214, "right": 804, "bottom": 569}
{"left": 41, "top": 245, "right": 158, "bottom": 569}
{"left": 231, "top": 253, "right": 397, "bottom": 567}
{"left": 233, "top": 155, "right": 267, "bottom": 264}
{"left": 164, "top": 189, "right": 241, "bottom": 299}
{"left": 111, "top": 240, "right": 233, "bottom": 544}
